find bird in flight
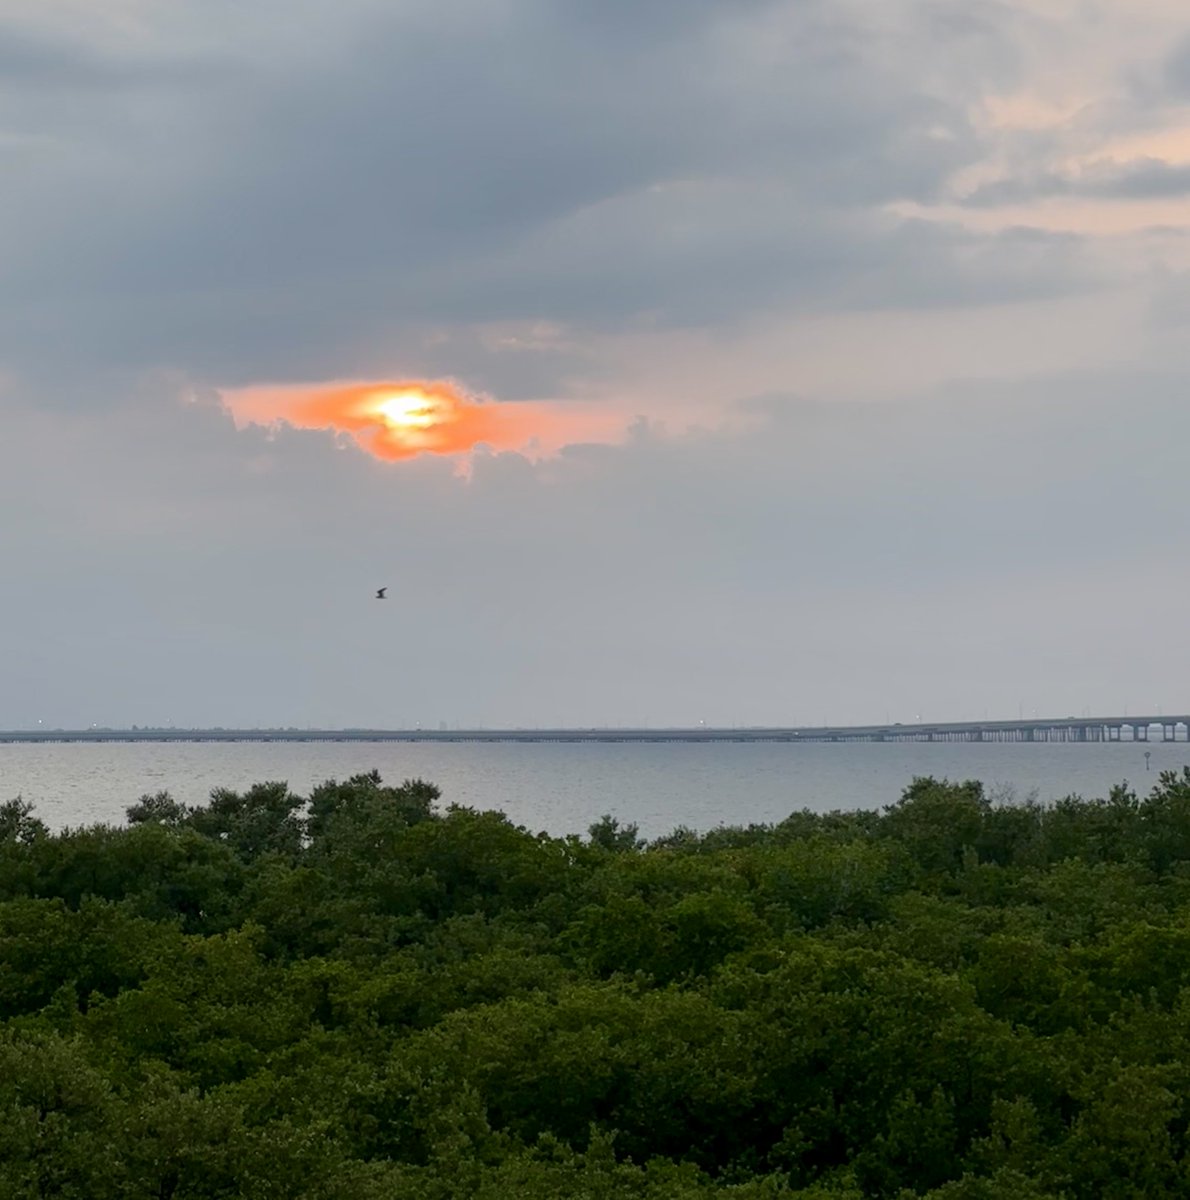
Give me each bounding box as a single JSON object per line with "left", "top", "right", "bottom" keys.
{"left": 375, "top": 587, "right": 387, "bottom": 599}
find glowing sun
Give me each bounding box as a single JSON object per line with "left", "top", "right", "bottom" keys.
{"left": 220, "top": 377, "right": 630, "bottom": 462}
{"left": 375, "top": 389, "right": 438, "bottom": 430}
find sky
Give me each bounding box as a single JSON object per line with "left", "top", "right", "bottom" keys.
{"left": 4, "top": 0, "right": 1190, "bottom": 730}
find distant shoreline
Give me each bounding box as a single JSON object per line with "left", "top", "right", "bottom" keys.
{"left": 2, "top": 715, "right": 1188, "bottom": 745}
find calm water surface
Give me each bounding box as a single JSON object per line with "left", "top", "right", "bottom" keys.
{"left": 2, "top": 740, "right": 1187, "bottom": 839}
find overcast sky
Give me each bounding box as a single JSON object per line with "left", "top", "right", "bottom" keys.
{"left": 4, "top": 0, "right": 1190, "bottom": 729}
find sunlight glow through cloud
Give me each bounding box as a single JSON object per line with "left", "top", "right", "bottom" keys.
{"left": 220, "top": 379, "right": 629, "bottom": 463}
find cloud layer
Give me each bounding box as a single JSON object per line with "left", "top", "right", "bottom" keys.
{"left": 5, "top": 0, "right": 1190, "bottom": 728}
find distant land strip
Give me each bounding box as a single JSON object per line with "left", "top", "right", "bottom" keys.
{"left": 2, "top": 717, "right": 1189, "bottom": 744}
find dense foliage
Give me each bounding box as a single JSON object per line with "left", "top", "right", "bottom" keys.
{"left": 7, "top": 768, "right": 1190, "bottom": 1196}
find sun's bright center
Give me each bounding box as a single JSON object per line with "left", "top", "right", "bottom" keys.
{"left": 375, "top": 390, "right": 437, "bottom": 429}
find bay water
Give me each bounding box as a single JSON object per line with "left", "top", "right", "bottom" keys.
{"left": 2, "top": 739, "right": 1186, "bottom": 840}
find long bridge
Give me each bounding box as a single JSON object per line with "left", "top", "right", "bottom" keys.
{"left": 1, "top": 716, "right": 1187, "bottom": 745}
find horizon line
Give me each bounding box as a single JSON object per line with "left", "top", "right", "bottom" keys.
{"left": 4, "top": 713, "right": 1190, "bottom": 739}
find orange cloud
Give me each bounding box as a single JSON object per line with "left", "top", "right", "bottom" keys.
{"left": 221, "top": 378, "right": 626, "bottom": 462}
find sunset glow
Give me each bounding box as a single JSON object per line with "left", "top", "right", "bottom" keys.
{"left": 376, "top": 390, "right": 438, "bottom": 430}
{"left": 220, "top": 378, "right": 628, "bottom": 463}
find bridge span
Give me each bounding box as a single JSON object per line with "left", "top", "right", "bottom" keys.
{"left": 1, "top": 717, "right": 1188, "bottom": 745}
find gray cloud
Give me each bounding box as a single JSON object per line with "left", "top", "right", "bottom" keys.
{"left": 966, "top": 157, "right": 1190, "bottom": 206}
{"left": 4, "top": 0, "right": 1188, "bottom": 733}
{"left": 0, "top": 0, "right": 1054, "bottom": 391}
{"left": 1163, "top": 33, "right": 1190, "bottom": 96}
